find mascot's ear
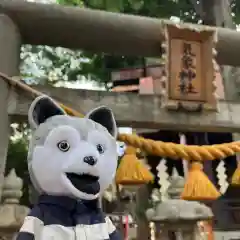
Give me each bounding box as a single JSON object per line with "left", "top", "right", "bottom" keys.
{"left": 28, "top": 95, "right": 66, "bottom": 129}
{"left": 85, "top": 106, "right": 117, "bottom": 139}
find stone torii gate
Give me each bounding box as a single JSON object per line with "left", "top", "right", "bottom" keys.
{"left": 1, "top": 0, "right": 240, "bottom": 194}
{"left": 0, "top": 0, "right": 240, "bottom": 223}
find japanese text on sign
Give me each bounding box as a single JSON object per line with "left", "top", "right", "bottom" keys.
{"left": 178, "top": 42, "right": 197, "bottom": 95}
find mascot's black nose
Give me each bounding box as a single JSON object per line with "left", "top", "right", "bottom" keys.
{"left": 83, "top": 156, "right": 97, "bottom": 166}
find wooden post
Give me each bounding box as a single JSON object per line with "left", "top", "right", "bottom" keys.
{"left": 0, "top": 14, "right": 20, "bottom": 202}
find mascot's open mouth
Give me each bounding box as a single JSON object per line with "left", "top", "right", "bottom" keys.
{"left": 66, "top": 173, "right": 100, "bottom": 195}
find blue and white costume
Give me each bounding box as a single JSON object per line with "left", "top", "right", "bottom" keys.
{"left": 16, "top": 96, "right": 121, "bottom": 240}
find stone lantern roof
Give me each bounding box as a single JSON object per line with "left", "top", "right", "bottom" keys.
{"left": 146, "top": 175, "right": 213, "bottom": 223}
{"left": 146, "top": 198, "right": 213, "bottom": 223}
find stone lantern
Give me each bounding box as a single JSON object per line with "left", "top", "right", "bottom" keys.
{"left": 0, "top": 169, "right": 29, "bottom": 240}
{"left": 146, "top": 175, "right": 213, "bottom": 240}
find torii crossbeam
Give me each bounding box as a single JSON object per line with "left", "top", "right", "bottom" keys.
{"left": 0, "top": 0, "right": 240, "bottom": 66}
{"left": 7, "top": 84, "right": 240, "bottom": 133}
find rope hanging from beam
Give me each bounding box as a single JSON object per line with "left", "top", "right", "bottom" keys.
{"left": 118, "top": 134, "right": 240, "bottom": 161}
{"left": 181, "top": 161, "right": 221, "bottom": 200}
{"left": 2, "top": 72, "right": 240, "bottom": 162}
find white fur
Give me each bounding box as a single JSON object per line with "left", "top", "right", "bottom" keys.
{"left": 28, "top": 96, "right": 118, "bottom": 200}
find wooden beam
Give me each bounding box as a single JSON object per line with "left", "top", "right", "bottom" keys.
{"left": 7, "top": 85, "right": 240, "bottom": 133}
{"left": 1, "top": 1, "right": 240, "bottom": 66}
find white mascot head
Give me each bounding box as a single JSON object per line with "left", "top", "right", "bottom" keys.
{"left": 27, "top": 95, "right": 118, "bottom": 201}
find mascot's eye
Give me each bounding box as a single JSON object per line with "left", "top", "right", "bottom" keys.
{"left": 57, "top": 140, "right": 70, "bottom": 152}
{"left": 96, "top": 144, "right": 104, "bottom": 154}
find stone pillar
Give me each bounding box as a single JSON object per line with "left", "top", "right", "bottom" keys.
{"left": 146, "top": 175, "right": 213, "bottom": 240}
{"left": 0, "top": 169, "right": 29, "bottom": 240}
{"left": 0, "top": 15, "right": 21, "bottom": 202}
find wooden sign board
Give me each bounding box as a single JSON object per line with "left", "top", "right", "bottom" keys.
{"left": 163, "top": 24, "right": 217, "bottom": 111}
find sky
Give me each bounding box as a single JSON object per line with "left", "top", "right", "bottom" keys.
{"left": 55, "top": 79, "right": 106, "bottom": 90}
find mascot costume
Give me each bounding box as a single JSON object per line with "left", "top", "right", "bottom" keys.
{"left": 16, "top": 95, "right": 121, "bottom": 240}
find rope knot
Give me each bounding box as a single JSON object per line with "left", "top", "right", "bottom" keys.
{"left": 125, "top": 146, "right": 137, "bottom": 155}
{"left": 191, "top": 161, "right": 203, "bottom": 171}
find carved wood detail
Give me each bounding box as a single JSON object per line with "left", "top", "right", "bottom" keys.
{"left": 162, "top": 24, "right": 218, "bottom": 112}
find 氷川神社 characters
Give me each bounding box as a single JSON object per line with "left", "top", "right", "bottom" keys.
{"left": 16, "top": 96, "right": 121, "bottom": 240}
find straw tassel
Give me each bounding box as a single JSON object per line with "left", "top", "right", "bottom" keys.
{"left": 181, "top": 161, "right": 221, "bottom": 200}
{"left": 231, "top": 161, "right": 240, "bottom": 185}
{"left": 115, "top": 146, "right": 154, "bottom": 185}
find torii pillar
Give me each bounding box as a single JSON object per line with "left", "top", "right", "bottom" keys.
{"left": 0, "top": 14, "right": 20, "bottom": 202}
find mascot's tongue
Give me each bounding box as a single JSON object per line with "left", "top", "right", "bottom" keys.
{"left": 66, "top": 173, "right": 100, "bottom": 194}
